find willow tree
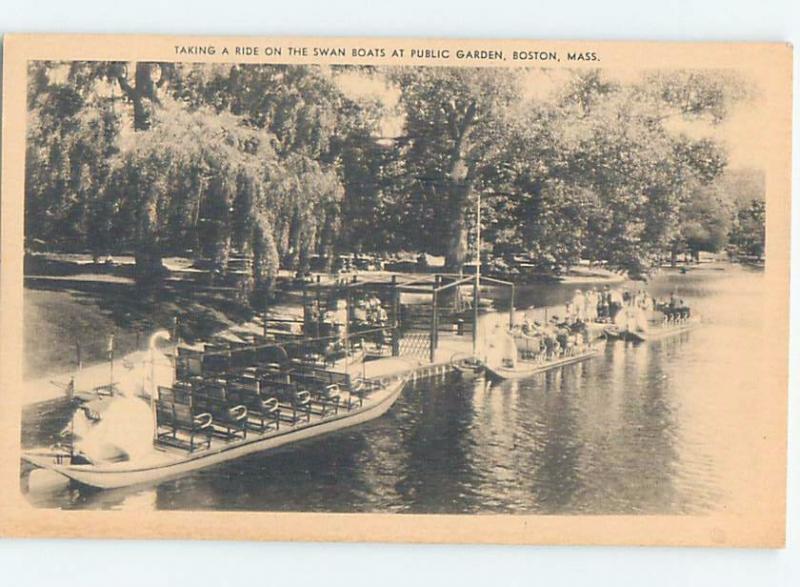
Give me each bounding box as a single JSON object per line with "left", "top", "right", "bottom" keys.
{"left": 105, "top": 101, "right": 281, "bottom": 281}
{"left": 173, "top": 64, "right": 370, "bottom": 268}
{"left": 32, "top": 60, "right": 183, "bottom": 276}
{"left": 267, "top": 154, "right": 344, "bottom": 271}
{"left": 25, "top": 67, "right": 121, "bottom": 257}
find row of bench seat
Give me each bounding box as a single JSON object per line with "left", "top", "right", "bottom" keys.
{"left": 155, "top": 371, "right": 376, "bottom": 452}
{"left": 176, "top": 337, "right": 365, "bottom": 381}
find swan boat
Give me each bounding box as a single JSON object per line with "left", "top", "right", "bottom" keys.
{"left": 484, "top": 342, "right": 604, "bottom": 381}
{"left": 604, "top": 315, "right": 701, "bottom": 343}
{"left": 23, "top": 375, "right": 406, "bottom": 490}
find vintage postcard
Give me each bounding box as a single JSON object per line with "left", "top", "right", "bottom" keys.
{"left": 0, "top": 34, "right": 792, "bottom": 546}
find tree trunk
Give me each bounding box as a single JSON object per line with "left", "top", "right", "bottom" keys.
{"left": 286, "top": 210, "right": 302, "bottom": 270}
{"left": 445, "top": 181, "right": 472, "bottom": 270}
{"left": 253, "top": 217, "right": 279, "bottom": 299}
{"left": 134, "top": 245, "right": 163, "bottom": 282}
{"left": 213, "top": 234, "right": 232, "bottom": 277}
{"left": 134, "top": 186, "right": 163, "bottom": 282}
{"left": 443, "top": 102, "right": 477, "bottom": 272}
{"left": 117, "top": 62, "right": 163, "bottom": 280}
{"left": 115, "top": 63, "right": 159, "bottom": 132}
{"left": 319, "top": 209, "right": 337, "bottom": 272}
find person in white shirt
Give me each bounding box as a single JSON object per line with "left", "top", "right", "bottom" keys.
{"left": 572, "top": 289, "right": 585, "bottom": 322}
{"left": 585, "top": 288, "right": 599, "bottom": 322}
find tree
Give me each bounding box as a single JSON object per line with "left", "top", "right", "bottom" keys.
{"left": 173, "top": 64, "right": 372, "bottom": 268}
{"left": 25, "top": 68, "right": 120, "bottom": 257}
{"left": 677, "top": 183, "right": 734, "bottom": 261}
{"left": 104, "top": 100, "right": 281, "bottom": 281}
{"left": 389, "top": 68, "right": 520, "bottom": 269}
{"left": 485, "top": 69, "right": 744, "bottom": 274}
{"left": 25, "top": 62, "right": 754, "bottom": 287}
{"left": 730, "top": 199, "right": 766, "bottom": 260}
{"left": 67, "top": 61, "right": 175, "bottom": 131}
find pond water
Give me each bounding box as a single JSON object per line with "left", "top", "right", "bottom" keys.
{"left": 23, "top": 263, "right": 766, "bottom": 514}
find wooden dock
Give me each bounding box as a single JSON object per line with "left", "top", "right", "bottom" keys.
{"left": 336, "top": 332, "right": 476, "bottom": 382}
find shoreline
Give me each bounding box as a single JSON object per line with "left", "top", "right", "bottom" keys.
{"left": 19, "top": 258, "right": 706, "bottom": 400}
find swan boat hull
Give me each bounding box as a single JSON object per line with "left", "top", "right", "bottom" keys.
{"left": 485, "top": 344, "right": 603, "bottom": 381}
{"left": 23, "top": 378, "right": 406, "bottom": 490}
{"left": 604, "top": 316, "right": 701, "bottom": 343}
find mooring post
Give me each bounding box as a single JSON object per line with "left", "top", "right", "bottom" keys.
{"left": 472, "top": 273, "right": 479, "bottom": 354}
{"left": 431, "top": 275, "right": 441, "bottom": 363}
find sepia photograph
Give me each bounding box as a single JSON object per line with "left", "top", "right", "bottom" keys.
{"left": 0, "top": 35, "right": 791, "bottom": 545}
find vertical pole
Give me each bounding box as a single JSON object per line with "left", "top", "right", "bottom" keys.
{"left": 509, "top": 284, "right": 516, "bottom": 329}
{"left": 300, "top": 283, "right": 308, "bottom": 338}
{"left": 431, "top": 275, "right": 441, "bottom": 363}
{"left": 76, "top": 341, "right": 82, "bottom": 371}
{"left": 150, "top": 341, "right": 156, "bottom": 401}
{"left": 140, "top": 329, "right": 147, "bottom": 397}
{"left": 392, "top": 275, "right": 400, "bottom": 357}
{"left": 431, "top": 289, "right": 438, "bottom": 364}
{"left": 472, "top": 274, "right": 479, "bottom": 355}
{"left": 264, "top": 291, "right": 270, "bottom": 338}
{"left": 345, "top": 287, "right": 351, "bottom": 372}
{"left": 314, "top": 275, "right": 322, "bottom": 338}
{"left": 108, "top": 333, "right": 115, "bottom": 392}
{"left": 69, "top": 376, "right": 75, "bottom": 458}
{"left": 172, "top": 316, "right": 179, "bottom": 377}
{"left": 316, "top": 280, "right": 322, "bottom": 340}
{"left": 476, "top": 191, "right": 481, "bottom": 283}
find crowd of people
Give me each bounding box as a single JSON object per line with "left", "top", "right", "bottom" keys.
{"left": 304, "top": 293, "right": 391, "bottom": 360}
{"left": 351, "top": 295, "right": 390, "bottom": 328}
{"left": 564, "top": 286, "right": 691, "bottom": 325}
{"left": 505, "top": 286, "right": 693, "bottom": 366}
{"left": 511, "top": 321, "right": 592, "bottom": 364}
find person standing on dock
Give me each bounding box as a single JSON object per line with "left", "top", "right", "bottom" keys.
{"left": 599, "top": 286, "right": 611, "bottom": 320}
{"left": 586, "top": 288, "right": 599, "bottom": 322}
{"left": 572, "top": 289, "right": 586, "bottom": 322}
{"left": 353, "top": 299, "right": 368, "bottom": 326}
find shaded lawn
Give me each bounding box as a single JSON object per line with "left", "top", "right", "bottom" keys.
{"left": 24, "top": 280, "right": 255, "bottom": 380}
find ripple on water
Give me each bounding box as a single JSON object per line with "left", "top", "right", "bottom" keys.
{"left": 23, "top": 264, "right": 763, "bottom": 514}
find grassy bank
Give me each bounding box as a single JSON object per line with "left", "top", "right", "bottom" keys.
{"left": 24, "top": 278, "right": 255, "bottom": 380}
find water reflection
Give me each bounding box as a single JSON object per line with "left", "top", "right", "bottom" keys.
{"left": 24, "top": 263, "right": 761, "bottom": 514}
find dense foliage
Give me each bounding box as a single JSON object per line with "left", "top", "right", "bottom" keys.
{"left": 25, "top": 61, "right": 765, "bottom": 295}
